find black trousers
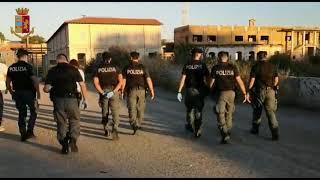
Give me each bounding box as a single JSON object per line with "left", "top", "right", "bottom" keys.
{"left": 13, "top": 91, "right": 37, "bottom": 134}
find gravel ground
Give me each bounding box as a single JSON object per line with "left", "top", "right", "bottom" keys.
{"left": 0, "top": 84, "right": 319, "bottom": 178}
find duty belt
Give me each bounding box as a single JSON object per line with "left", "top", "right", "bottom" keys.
{"left": 129, "top": 86, "right": 145, "bottom": 90}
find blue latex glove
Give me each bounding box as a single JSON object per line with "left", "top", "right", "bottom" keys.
{"left": 103, "top": 91, "right": 114, "bottom": 99}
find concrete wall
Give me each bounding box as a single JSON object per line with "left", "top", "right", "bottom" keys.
{"left": 68, "top": 23, "right": 161, "bottom": 61}
{"left": 279, "top": 76, "right": 320, "bottom": 110}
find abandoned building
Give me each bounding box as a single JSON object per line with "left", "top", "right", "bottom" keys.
{"left": 46, "top": 16, "right": 162, "bottom": 74}
{"left": 174, "top": 19, "right": 320, "bottom": 60}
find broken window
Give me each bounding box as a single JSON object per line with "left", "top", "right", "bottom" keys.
{"left": 235, "top": 36, "right": 243, "bottom": 42}
{"left": 77, "top": 53, "right": 86, "bottom": 67}
{"left": 207, "top": 35, "right": 216, "bottom": 42}
{"left": 148, "top": 52, "right": 157, "bottom": 58}
{"left": 235, "top": 51, "right": 242, "bottom": 60}
{"left": 209, "top": 52, "right": 216, "bottom": 59}
{"left": 286, "top": 36, "right": 292, "bottom": 41}
{"left": 248, "top": 35, "right": 256, "bottom": 42}
{"left": 305, "top": 33, "right": 310, "bottom": 41}
{"left": 193, "top": 35, "right": 203, "bottom": 42}
{"left": 261, "top": 36, "right": 269, "bottom": 41}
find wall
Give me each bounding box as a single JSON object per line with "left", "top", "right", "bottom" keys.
{"left": 279, "top": 76, "right": 320, "bottom": 110}
{"left": 68, "top": 23, "right": 161, "bottom": 62}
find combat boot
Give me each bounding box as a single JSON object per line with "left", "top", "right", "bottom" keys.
{"left": 20, "top": 129, "right": 27, "bottom": 142}
{"left": 250, "top": 124, "right": 259, "bottom": 135}
{"left": 60, "top": 137, "right": 69, "bottom": 155}
{"left": 112, "top": 129, "right": 119, "bottom": 141}
{"left": 26, "top": 130, "right": 36, "bottom": 139}
{"left": 132, "top": 124, "right": 138, "bottom": 135}
{"left": 271, "top": 128, "right": 279, "bottom": 141}
{"left": 69, "top": 139, "right": 78, "bottom": 153}
{"left": 219, "top": 127, "right": 230, "bottom": 144}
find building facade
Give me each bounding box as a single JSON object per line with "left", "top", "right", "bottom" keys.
{"left": 174, "top": 19, "right": 320, "bottom": 60}
{"left": 46, "top": 17, "right": 162, "bottom": 72}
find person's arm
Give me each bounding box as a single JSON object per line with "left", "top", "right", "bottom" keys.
{"left": 31, "top": 75, "right": 40, "bottom": 99}
{"left": 6, "top": 76, "right": 13, "bottom": 94}
{"left": 122, "top": 78, "right": 126, "bottom": 94}
{"left": 274, "top": 76, "right": 279, "bottom": 87}
{"left": 236, "top": 76, "right": 247, "bottom": 96}
{"left": 236, "top": 76, "right": 249, "bottom": 103}
{"left": 248, "top": 78, "right": 255, "bottom": 90}
{"left": 146, "top": 77, "right": 155, "bottom": 100}
{"left": 178, "top": 75, "right": 186, "bottom": 93}
{"left": 93, "top": 76, "right": 104, "bottom": 95}
{"left": 79, "top": 81, "right": 88, "bottom": 101}
{"left": 209, "top": 78, "right": 215, "bottom": 89}
{"left": 113, "top": 74, "right": 123, "bottom": 93}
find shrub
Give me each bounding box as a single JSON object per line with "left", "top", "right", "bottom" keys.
{"left": 309, "top": 55, "right": 320, "bottom": 65}
{"left": 269, "top": 53, "right": 292, "bottom": 71}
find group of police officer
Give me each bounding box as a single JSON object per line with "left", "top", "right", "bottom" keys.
{"left": 5, "top": 48, "right": 153, "bottom": 154}
{"left": 177, "top": 48, "right": 279, "bottom": 144}
{"left": 5, "top": 47, "right": 278, "bottom": 154}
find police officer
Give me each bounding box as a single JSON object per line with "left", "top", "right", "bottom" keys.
{"left": 6, "top": 48, "right": 40, "bottom": 141}
{"left": 43, "top": 54, "right": 88, "bottom": 154}
{"left": 248, "top": 51, "right": 279, "bottom": 141}
{"left": 177, "top": 47, "right": 210, "bottom": 138}
{"left": 93, "top": 51, "right": 123, "bottom": 140}
{"left": 209, "top": 51, "right": 249, "bottom": 144}
{"left": 122, "top": 51, "right": 155, "bottom": 135}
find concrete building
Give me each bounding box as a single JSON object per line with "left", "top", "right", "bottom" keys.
{"left": 174, "top": 19, "right": 320, "bottom": 60}
{"left": 46, "top": 17, "right": 162, "bottom": 70}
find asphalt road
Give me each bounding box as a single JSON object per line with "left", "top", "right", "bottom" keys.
{"left": 0, "top": 85, "right": 319, "bottom": 178}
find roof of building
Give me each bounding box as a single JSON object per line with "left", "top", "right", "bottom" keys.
{"left": 47, "top": 17, "right": 162, "bottom": 43}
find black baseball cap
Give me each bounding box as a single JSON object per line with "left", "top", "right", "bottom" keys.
{"left": 15, "top": 48, "right": 30, "bottom": 57}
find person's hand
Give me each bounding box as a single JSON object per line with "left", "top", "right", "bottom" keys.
{"left": 246, "top": 93, "right": 251, "bottom": 103}
{"left": 82, "top": 100, "right": 88, "bottom": 109}
{"left": 150, "top": 90, "right": 155, "bottom": 100}
{"left": 106, "top": 91, "right": 114, "bottom": 99}
{"left": 177, "top": 92, "right": 182, "bottom": 102}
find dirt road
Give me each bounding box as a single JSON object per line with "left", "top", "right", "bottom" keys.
{"left": 0, "top": 86, "right": 319, "bottom": 177}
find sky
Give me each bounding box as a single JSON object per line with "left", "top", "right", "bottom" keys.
{"left": 1, "top": 2, "right": 320, "bottom": 41}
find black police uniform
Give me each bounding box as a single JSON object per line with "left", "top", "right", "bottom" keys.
{"left": 249, "top": 60, "right": 279, "bottom": 139}
{"left": 182, "top": 60, "right": 210, "bottom": 136}
{"left": 122, "top": 61, "right": 151, "bottom": 131}
{"left": 45, "top": 62, "right": 83, "bottom": 148}
{"left": 211, "top": 62, "right": 240, "bottom": 142}
{"left": 94, "top": 62, "right": 121, "bottom": 134}
{"left": 7, "top": 60, "right": 38, "bottom": 139}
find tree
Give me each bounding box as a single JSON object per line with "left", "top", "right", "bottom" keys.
{"left": 0, "top": 32, "right": 5, "bottom": 42}
{"left": 21, "top": 35, "right": 46, "bottom": 44}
